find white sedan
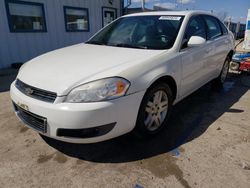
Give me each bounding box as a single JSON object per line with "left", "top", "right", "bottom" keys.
{"left": 10, "top": 11, "right": 235, "bottom": 143}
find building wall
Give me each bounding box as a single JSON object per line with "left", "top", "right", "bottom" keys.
{"left": 0, "top": 0, "right": 121, "bottom": 68}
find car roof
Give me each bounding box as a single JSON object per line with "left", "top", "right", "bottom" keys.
{"left": 123, "top": 10, "right": 214, "bottom": 18}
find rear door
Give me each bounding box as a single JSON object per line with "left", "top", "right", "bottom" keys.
{"left": 202, "top": 15, "right": 230, "bottom": 78}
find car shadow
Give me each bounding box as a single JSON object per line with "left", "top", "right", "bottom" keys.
{"left": 41, "top": 73, "right": 249, "bottom": 163}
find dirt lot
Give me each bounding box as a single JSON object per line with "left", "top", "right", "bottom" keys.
{"left": 0, "top": 73, "right": 250, "bottom": 188}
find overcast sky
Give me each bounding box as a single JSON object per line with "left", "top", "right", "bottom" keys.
{"left": 128, "top": 0, "right": 250, "bottom": 23}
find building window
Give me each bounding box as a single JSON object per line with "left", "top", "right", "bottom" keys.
{"left": 64, "top": 6, "right": 89, "bottom": 32}
{"left": 102, "top": 7, "right": 117, "bottom": 27}
{"left": 5, "top": 0, "right": 47, "bottom": 32}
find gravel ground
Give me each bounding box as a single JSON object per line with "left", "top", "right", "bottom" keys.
{"left": 0, "top": 73, "right": 250, "bottom": 188}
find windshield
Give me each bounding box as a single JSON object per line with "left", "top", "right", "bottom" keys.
{"left": 87, "top": 15, "right": 184, "bottom": 50}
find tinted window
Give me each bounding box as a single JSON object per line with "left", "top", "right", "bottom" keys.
{"left": 219, "top": 20, "right": 228, "bottom": 35}
{"left": 87, "top": 16, "right": 184, "bottom": 50}
{"left": 185, "top": 16, "right": 206, "bottom": 41}
{"left": 204, "top": 16, "right": 222, "bottom": 39}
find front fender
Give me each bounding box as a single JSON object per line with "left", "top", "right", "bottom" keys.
{"left": 122, "top": 53, "right": 182, "bottom": 99}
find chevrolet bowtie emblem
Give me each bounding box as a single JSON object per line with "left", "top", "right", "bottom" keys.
{"left": 25, "top": 88, "right": 34, "bottom": 95}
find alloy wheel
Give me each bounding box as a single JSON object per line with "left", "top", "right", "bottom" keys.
{"left": 144, "top": 90, "right": 168, "bottom": 131}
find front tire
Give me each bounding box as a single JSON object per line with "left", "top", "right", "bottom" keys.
{"left": 134, "top": 83, "right": 173, "bottom": 138}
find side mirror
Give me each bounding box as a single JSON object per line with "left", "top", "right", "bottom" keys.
{"left": 188, "top": 36, "right": 206, "bottom": 47}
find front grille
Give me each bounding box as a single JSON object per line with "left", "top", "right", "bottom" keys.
{"left": 15, "top": 79, "right": 57, "bottom": 103}
{"left": 14, "top": 103, "right": 47, "bottom": 133}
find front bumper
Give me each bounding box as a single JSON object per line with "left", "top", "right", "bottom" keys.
{"left": 10, "top": 82, "right": 145, "bottom": 143}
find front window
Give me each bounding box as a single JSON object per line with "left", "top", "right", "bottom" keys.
{"left": 5, "top": 0, "right": 46, "bottom": 32}
{"left": 87, "top": 15, "right": 184, "bottom": 50}
{"left": 181, "top": 16, "right": 206, "bottom": 49}
{"left": 185, "top": 16, "right": 206, "bottom": 41}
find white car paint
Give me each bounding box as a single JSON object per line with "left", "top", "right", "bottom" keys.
{"left": 18, "top": 44, "right": 165, "bottom": 96}
{"left": 187, "top": 36, "right": 206, "bottom": 47}
{"left": 10, "top": 11, "right": 234, "bottom": 143}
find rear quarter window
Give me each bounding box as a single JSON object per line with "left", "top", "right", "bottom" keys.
{"left": 219, "top": 20, "right": 228, "bottom": 35}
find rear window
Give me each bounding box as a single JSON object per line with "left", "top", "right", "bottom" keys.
{"left": 203, "top": 15, "right": 222, "bottom": 40}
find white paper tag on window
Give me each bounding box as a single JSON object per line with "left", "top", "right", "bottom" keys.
{"left": 159, "top": 16, "right": 181, "bottom": 21}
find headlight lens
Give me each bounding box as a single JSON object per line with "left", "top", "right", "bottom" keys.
{"left": 65, "top": 77, "right": 130, "bottom": 103}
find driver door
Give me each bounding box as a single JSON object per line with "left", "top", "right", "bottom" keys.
{"left": 179, "top": 15, "right": 212, "bottom": 98}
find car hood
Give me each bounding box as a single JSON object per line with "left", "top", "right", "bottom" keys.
{"left": 17, "top": 43, "right": 164, "bottom": 96}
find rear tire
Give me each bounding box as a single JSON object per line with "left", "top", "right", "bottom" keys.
{"left": 212, "top": 57, "right": 230, "bottom": 87}
{"left": 134, "top": 83, "right": 173, "bottom": 138}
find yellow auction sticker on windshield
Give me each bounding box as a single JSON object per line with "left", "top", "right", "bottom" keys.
{"left": 159, "top": 16, "right": 181, "bottom": 20}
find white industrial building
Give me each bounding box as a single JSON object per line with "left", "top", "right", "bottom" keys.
{"left": 0, "top": 0, "right": 123, "bottom": 68}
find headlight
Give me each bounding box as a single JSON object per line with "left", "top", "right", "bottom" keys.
{"left": 65, "top": 77, "right": 130, "bottom": 103}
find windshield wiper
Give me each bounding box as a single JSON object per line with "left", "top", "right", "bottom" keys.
{"left": 86, "top": 41, "right": 148, "bottom": 49}
{"left": 111, "top": 43, "right": 148, "bottom": 49}
{"left": 86, "top": 41, "right": 106, "bottom": 45}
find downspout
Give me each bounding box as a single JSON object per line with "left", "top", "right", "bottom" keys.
{"left": 120, "top": 0, "right": 124, "bottom": 16}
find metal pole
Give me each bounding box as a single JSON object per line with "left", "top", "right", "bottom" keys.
{"left": 227, "top": 17, "right": 231, "bottom": 29}
{"left": 141, "top": 0, "right": 145, "bottom": 11}
{"left": 236, "top": 21, "right": 240, "bottom": 39}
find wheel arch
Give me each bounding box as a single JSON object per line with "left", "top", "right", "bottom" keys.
{"left": 147, "top": 75, "right": 177, "bottom": 101}
{"left": 134, "top": 75, "right": 177, "bottom": 136}
{"left": 227, "top": 50, "right": 234, "bottom": 61}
